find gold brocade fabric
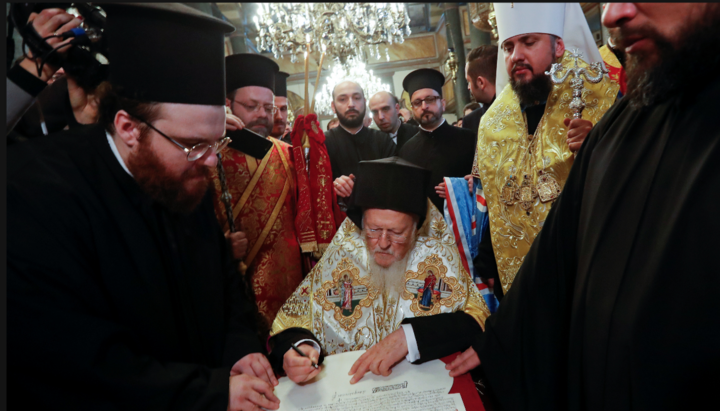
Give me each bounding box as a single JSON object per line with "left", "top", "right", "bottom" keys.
{"left": 471, "top": 50, "right": 619, "bottom": 295}
{"left": 270, "top": 202, "right": 490, "bottom": 355}
{"left": 211, "top": 141, "right": 303, "bottom": 325}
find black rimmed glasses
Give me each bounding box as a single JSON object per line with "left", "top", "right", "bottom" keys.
{"left": 410, "top": 95, "right": 441, "bottom": 108}
{"left": 133, "top": 116, "right": 231, "bottom": 162}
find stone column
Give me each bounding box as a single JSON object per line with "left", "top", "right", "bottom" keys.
{"left": 443, "top": 3, "right": 470, "bottom": 118}
{"left": 468, "top": 7, "right": 491, "bottom": 49}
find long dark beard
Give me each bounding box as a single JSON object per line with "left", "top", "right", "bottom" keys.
{"left": 336, "top": 105, "right": 366, "bottom": 128}
{"left": 127, "top": 133, "right": 211, "bottom": 215}
{"left": 622, "top": 5, "right": 720, "bottom": 108}
{"left": 510, "top": 66, "right": 554, "bottom": 107}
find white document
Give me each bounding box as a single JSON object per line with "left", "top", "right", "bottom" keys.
{"left": 270, "top": 350, "right": 463, "bottom": 411}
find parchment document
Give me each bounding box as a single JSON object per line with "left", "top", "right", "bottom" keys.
{"left": 269, "top": 350, "right": 465, "bottom": 411}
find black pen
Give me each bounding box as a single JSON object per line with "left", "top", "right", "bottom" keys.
{"left": 291, "top": 342, "right": 319, "bottom": 369}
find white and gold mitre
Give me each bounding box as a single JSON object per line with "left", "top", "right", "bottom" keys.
{"left": 493, "top": 2, "right": 605, "bottom": 91}
{"left": 270, "top": 201, "right": 490, "bottom": 355}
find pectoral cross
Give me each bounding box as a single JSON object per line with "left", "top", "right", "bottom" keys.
{"left": 545, "top": 48, "right": 608, "bottom": 119}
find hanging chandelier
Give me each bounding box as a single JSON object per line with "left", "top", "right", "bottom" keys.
{"left": 253, "top": 3, "right": 411, "bottom": 64}
{"left": 314, "top": 56, "right": 391, "bottom": 116}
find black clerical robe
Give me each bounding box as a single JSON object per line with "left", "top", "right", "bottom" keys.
{"left": 325, "top": 125, "right": 397, "bottom": 180}
{"left": 474, "top": 79, "right": 720, "bottom": 410}
{"left": 7, "top": 125, "right": 263, "bottom": 410}
{"left": 399, "top": 120, "right": 476, "bottom": 212}
{"left": 395, "top": 122, "right": 419, "bottom": 150}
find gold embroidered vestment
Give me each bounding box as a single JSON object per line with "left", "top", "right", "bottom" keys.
{"left": 471, "top": 50, "right": 619, "bottom": 294}
{"left": 270, "top": 203, "right": 490, "bottom": 355}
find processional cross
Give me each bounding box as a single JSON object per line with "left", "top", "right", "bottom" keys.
{"left": 545, "top": 48, "right": 608, "bottom": 119}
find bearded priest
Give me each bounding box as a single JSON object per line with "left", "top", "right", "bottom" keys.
{"left": 212, "top": 54, "right": 303, "bottom": 329}
{"left": 268, "top": 157, "right": 491, "bottom": 384}
{"left": 472, "top": 3, "right": 620, "bottom": 300}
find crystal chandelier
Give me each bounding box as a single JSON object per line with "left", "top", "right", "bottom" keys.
{"left": 314, "top": 56, "right": 391, "bottom": 116}
{"left": 253, "top": 3, "right": 411, "bottom": 64}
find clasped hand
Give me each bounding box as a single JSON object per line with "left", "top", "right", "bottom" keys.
{"left": 333, "top": 174, "right": 355, "bottom": 198}
{"left": 228, "top": 353, "right": 279, "bottom": 411}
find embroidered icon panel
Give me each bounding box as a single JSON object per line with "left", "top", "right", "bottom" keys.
{"left": 402, "top": 254, "right": 466, "bottom": 316}
{"left": 314, "top": 258, "right": 379, "bottom": 331}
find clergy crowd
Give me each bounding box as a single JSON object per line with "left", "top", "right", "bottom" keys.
{"left": 6, "top": 3, "right": 720, "bottom": 410}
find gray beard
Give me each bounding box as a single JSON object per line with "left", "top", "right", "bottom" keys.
{"left": 366, "top": 251, "right": 412, "bottom": 297}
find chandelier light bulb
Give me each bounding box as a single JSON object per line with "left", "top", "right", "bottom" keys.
{"left": 254, "top": 3, "right": 411, "bottom": 64}
{"left": 314, "top": 56, "right": 391, "bottom": 116}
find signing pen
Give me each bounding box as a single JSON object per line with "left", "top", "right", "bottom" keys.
{"left": 291, "top": 342, "right": 319, "bottom": 369}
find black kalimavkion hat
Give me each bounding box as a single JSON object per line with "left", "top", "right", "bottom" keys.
{"left": 103, "top": 3, "right": 235, "bottom": 105}
{"left": 225, "top": 53, "right": 280, "bottom": 95}
{"left": 347, "top": 156, "right": 432, "bottom": 229}
{"left": 402, "top": 68, "right": 445, "bottom": 100}
{"left": 275, "top": 71, "right": 289, "bottom": 97}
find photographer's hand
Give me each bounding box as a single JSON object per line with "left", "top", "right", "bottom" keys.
{"left": 18, "top": 9, "right": 82, "bottom": 82}
{"left": 67, "top": 75, "right": 101, "bottom": 125}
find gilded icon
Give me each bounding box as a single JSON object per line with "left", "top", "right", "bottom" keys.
{"left": 403, "top": 254, "right": 465, "bottom": 316}
{"left": 315, "top": 258, "right": 378, "bottom": 330}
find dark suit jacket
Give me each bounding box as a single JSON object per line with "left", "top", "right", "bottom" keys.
{"left": 462, "top": 106, "right": 486, "bottom": 135}
{"left": 462, "top": 96, "right": 495, "bottom": 135}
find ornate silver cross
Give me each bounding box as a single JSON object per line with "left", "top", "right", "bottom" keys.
{"left": 545, "top": 48, "right": 608, "bottom": 119}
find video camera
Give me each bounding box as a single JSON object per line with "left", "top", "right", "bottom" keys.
{"left": 8, "top": 3, "right": 108, "bottom": 90}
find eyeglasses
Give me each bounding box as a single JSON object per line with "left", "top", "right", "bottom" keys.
{"left": 233, "top": 100, "right": 278, "bottom": 115}
{"left": 410, "top": 95, "right": 441, "bottom": 109}
{"left": 365, "top": 227, "right": 409, "bottom": 244}
{"left": 133, "top": 116, "right": 231, "bottom": 162}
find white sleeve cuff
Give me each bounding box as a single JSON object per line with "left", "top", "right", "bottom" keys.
{"left": 402, "top": 323, "right": 421, "bottom": 362}
{"left": 295, "top": 339, "right": 321, "bottom": 355}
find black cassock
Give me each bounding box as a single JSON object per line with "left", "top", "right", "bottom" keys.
{"left": 395, "top": 122, "right": 419, "bottom": 151}
{"left": 474, "top": 79, "right": 720, "bottom": 410}
{"left": 325, "top": 125, "right": 397, "bottom": 181}
{"left": 399, "top": 120, "right": 476, "bottom": 212}
{"left": 7, "top": 125, "right": 263, "bottom": 410}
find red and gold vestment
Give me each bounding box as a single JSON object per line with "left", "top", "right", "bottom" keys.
{"left": 212, "top": 138, "right": 303, "bottom": 325}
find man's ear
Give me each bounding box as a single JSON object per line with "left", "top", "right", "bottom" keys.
{"left": 441, "top": 98, "right": 446, "bottom": 113}
{"left": 331, "top": 101, "right": 337, "bottom": 115}
{"left": 555, "top": 36, "right": 566, "bottom": 59}
{"left": 114, "top": 110, "right": 142, "bottom": 149}
{"left": 476, "top": 76, "right": 486, "bottom": 91}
